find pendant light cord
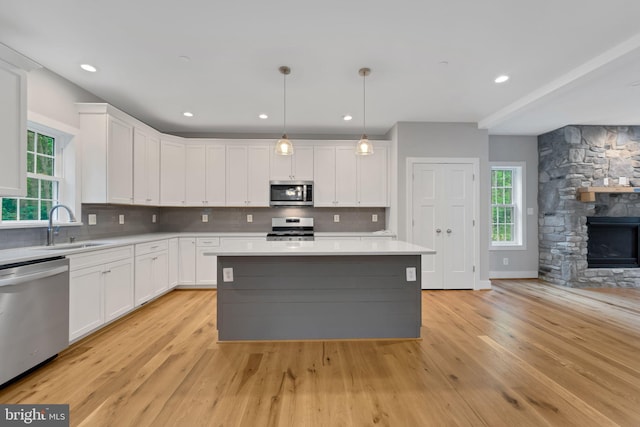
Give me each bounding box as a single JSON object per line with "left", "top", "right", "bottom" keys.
{"left": 283, "top": 71, "right": 287, "bottom": 135}
{"left": 362, "top": 71, "right": 366, "bottom": 135}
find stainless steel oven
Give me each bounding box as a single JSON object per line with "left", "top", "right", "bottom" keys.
{"left": 270, "top": 181, "right": 313, "bottom": 207}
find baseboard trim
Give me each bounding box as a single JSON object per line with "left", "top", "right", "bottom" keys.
{"left": 476, "top": 280, "right": 492, "bottom": 290}
{"left": 489, "top": 270, "right": 539, "bottom": 279}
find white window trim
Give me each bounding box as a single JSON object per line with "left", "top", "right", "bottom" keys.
{"left": 0, "top": 113, "right": 82, "bottom": 228}
{"left": 490, "top": 162, "right": 526, "bottom": 251}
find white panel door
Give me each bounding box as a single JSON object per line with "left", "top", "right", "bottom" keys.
{"left": 313, "top": 146, "right": 336, "bottom": 206}
{"left": 185, "top": 144, "right": 206, "bottom": 205}
{"left": 412, "top": 162, "right": 475, "bottom": 289}
{"left": 107, "top": 116, "right": 133, "bottom": 204}
{"left": 205, "top": 145, "right": 226, "bottom": 206}
{"left": 335, "top": 146, "right": 357, "bottom": 206}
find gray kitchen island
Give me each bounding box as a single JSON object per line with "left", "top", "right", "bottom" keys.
{"left": 215, "top": 239, "right": 435, "bottom": 341}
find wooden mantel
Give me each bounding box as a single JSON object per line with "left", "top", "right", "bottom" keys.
{"left": 578, "top": 186, "right": 640, "bottom": 202}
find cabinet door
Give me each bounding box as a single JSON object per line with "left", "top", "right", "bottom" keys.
{"left": 147, "top": 134, "right": 160, "bottom": 204}
{"left": 247, "top": 146, "right": 270, "bottom": 206}
{"left": 107, "top": 116, "right": 134, "bottom": 204}
{"left": 168, "top": 238, "right": 179, "bottom": 288}
{"left": 357, "top": 146, "right": 388, "bottom": 206}
{"left": 104, "top": 258, "right": 134, "bottom": 322}
{"left": 0, "top": 61, "right": 26, "bottom": 197}
{"left": 160, "top": 139, "right": 186, "bottom": 206}
{"left": 226, "top": 146, "right": 248, "bottom": 206}
{"left": 313, "top": 146, "right": 336, "bottom": 206}
{"left": 335, "top": 147, "right": 357, "bottom": 206}
{"left": 196, "top": 247, "right": 217, "bottom": 286}
{"left": 270, "top": 149, "right": 292, "bottom": 180}
{"left": 69, "top": 266, "right": 104, "bottom": 341}
{"left": 178, "top": 238, "right": 196, "bottom": 285}
{"left": 133, "top": 128, "right": 159, "bottom": 205}
{"left": 292, "top": 146, "right": 314, "bottom": 181}
{"left": 134, "top": 254, "right": 154, "bottom": 306}
{"left": 185, "top": 144, "right": 206, "bottom": 206}
{"left": 152, "top": 251, "right": 169, "bottom": 296}
{"left": 205, "top": 145, "right": 226, "bottom": 206}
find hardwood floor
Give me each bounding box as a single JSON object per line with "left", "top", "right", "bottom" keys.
{"left": 2, "top": 280, "right": 640, "bottom": 426}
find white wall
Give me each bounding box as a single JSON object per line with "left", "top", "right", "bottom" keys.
{"left": 488, "top": 135, "right": 539, "bottom": 278}
{"left": 394, "top": 122, "right": 490, "bottom": 283}
{"left": 27, "top": 68, "right": 103, "bottom": 128}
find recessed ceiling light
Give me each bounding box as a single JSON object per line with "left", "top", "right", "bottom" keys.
{"left": 80, "top": 64, "right": 97, "bottom": 73}
{"left": 630, "top": 80, "right": 640, "bottom": 87}
{"left": 179, "top": 55, "right": 191, "bottom": 62}
{"left": 343, "top": 115, "right": 353, "bottom": 121}
{"left": 494, "top": 75, "right": 510, "bottom": 84}
{"left": 259, "top": 113, "right": 268, "bottom": 119}
{"left": 183, "top": 112, "right": 194, "bottom": 117}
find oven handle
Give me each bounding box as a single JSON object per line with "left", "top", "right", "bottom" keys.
{"left": 0, "top": 265, "right": 69, "bottom": 288}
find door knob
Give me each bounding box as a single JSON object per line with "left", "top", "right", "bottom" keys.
{"left": 447, "top": 229, "right": 452, "bottom": 234}
{"left": 436, "top": 229, "right": 442, "bottom": 233}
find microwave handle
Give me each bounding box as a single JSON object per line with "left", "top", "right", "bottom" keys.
{"left": 303, "top": 185, "right": 307, "bottom": 201}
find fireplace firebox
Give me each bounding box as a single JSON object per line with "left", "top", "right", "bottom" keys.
{"left": 587, "top": 217, "right": 640, "bottom": 268}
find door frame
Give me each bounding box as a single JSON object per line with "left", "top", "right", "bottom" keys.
{"left": 406, "top": 157, "right": 481, "bottom": 290}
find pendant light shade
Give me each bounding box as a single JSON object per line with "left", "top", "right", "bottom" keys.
{"left": 275, "top": 66, "right": 293, "bottom": 156}
{"left": 356, "top": 67, "right": 373, "bottom": 155}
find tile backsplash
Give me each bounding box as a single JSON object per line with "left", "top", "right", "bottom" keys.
{"left": 0, "top": 204, "right": 386, "bottom": 250}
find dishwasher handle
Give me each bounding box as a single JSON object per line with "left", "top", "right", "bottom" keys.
{"left": 0, "top": 265, "right": 69, "bottom": 288}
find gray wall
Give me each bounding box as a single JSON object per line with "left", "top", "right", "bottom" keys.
{"left": 395, "top": 122, "right": 490, "bottom": 283}
{"left": 488, "top": 135, "right": 539, "bottom": 278}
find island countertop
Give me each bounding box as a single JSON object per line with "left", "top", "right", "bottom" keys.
{"left": 214, "top": 239, "right": 435, "bottom": 256}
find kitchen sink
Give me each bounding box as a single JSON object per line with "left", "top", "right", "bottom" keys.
{"left": 41, "top": 242, "right": 108, "bottom": 250}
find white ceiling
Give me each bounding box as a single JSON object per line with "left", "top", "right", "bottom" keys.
{"left": 2, "top": 0, "right": 640, "bottom": 137}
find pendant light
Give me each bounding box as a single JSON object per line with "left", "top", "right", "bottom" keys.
{"left": 275, "top": 65, "right": 293, "bottom": 156}
{"left": 356, "top": 67, "right": 373, "bottom": 155}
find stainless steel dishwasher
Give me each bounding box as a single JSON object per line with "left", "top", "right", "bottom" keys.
{"left": 0, "top": 256, "right": 69, "bottom": 387}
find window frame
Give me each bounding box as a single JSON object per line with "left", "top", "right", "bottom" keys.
{"left": 0, "top": 118, "right": 79, "bottom": 227}
{"left": 490, "top": 162, "right": 526, "bottom": 250}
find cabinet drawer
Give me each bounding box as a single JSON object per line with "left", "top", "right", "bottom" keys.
{"left": 196, "top": 237, "right": 220, "bottom": 247}
{"left": 69, "top": 246, "right": 133, "bottom": 271}
{"left": 135, "top": 239, "right": 169, "bottom": 256}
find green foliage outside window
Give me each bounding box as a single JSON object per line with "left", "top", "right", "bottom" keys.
{"left": 491, "top": 169, "right": 515, "bottom": 242}
{"left": 1, "top": 130, "right": 58, "bottom": 221}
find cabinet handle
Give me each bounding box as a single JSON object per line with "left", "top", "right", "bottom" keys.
{"left": 152, "top": 256, "right": 158, "bottom": 261}
{"left": 436, "top": 229, "right": 441, "bottom": 234}
{"left": 202, "top": 252, "right": 217, "bottom": 256}
{"left": 447, "top": 229, "right": 452, "bottom": 234}
{"left": 102, "top": 270, "right": 111, "bottom": 274}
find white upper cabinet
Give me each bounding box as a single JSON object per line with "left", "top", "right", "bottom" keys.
{"left": 160, "top": 137, "right": 186, "bottom": 206}
{"left": 335, "top": 146, "right": 358, "bottom": 206}
{"left": 270, "top": 145, "right": 314, "bottom": 181}
{"left": 357, "top": 145, "right": 389, "bottom": 206}
{"left": 0, "top": 59, "right": 27, "bottom": 197}
{"left": 78, "top": 104, "right": 134, "bottom": 204}
{"left": 185, "top": 143, "right": 226, "bottom": 206}
{"left": 226, "top": 145, "right": 270, "bottom": 206}
{"left": 133, "top": 127, "right": 160, "bottom": 205}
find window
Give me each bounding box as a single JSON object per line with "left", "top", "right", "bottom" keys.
{"left": 1, "top": 119, "right": 76, "bottom": 225}
{"left": 491, "top": 164, "right": 524, "bottom": 248}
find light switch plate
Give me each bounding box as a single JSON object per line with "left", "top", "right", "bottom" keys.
{"left": 223, "top": 268, "right": 234, "bottom": 282}
{"left": 152, "top": 214, "right": 157, "bottom": 223}
{"left": 620, "top": 176, "right": 628, "bottom": 186}
{"left": 118, "top": 214, "right": 125, "bottom": 225}
{"left": 406, "top": 267, "right": 417, "bottom": 282}
{"left": 88, "top": 214, "right": 97, "bottom": 225}
{"left": 334, "top": 214, "right": 340, "bottom": 223}
{"left": 247, "top": 214, "right": 253, "bottom": 223}
{"left": 202, "top": 214, "right": 209, "bottom": 223}
{"left": 372, "top": 214, "right": 378, "bottom": 222}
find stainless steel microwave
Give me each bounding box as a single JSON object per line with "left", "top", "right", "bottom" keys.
{"left": 269, "top": 181, "right": 313, "bottom": 207}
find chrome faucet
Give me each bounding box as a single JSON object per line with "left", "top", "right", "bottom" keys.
{"left": 47, "top": 204, "right": 77, "bottom": 246}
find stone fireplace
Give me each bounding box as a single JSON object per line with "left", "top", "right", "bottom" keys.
{"left": 538, "top": 125, "right": 640, "bottom": 288}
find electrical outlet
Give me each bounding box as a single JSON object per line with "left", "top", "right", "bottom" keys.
{"left": 202, "top": 214, "right": 209, "bottom": 223}
{"left": 247, "top": 214, "right": 253, "bottom": 223}
{"left": 620, "top": 176, "right": 628, "bottom": 186}
{"left": 88, "top": 214, "right": 97, "bottom": 225}
{"left": 119, "top": 214, "right": 125, "bottom": 225}
{"left": 152, "top": 214, "right": 157, "bottom": 223}
{"left": 604, "top": 177, "right": 610, "bottom": 186}
{"left": 334, "top": 214, "right": 340, "bottom": 223}
{"left": 406, "top": 267, "right": 417, "bottom": 281}
{"left": 503, "top": 257, "right": 509, "bottom": 266}
{"left": 527, "top": 208, "right": 534, "bottom": 216}
{"left": 223, "top": 268, "right": 234, "bottom": 282}
{"left": 372, "top": 214, "right": 378, "bottom": 222}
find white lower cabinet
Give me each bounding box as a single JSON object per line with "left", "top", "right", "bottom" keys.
{"left": 178, "top": 237, "right": 219, "bottom": 287}
{"left": 168, "top": 238, "right": 179, "bottom": 288}
{"left": 135, "top": 240, "right": 169, "bottom": 306}
{"left": 69, "top": 246, "right": 134, "bottom": 342}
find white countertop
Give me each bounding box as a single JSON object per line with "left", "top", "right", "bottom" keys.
{"left": 214, "top": 239, "right": 434, "bottom": 256}
{"left": 0, "top": 231, "right": 402, "bottom": 265}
